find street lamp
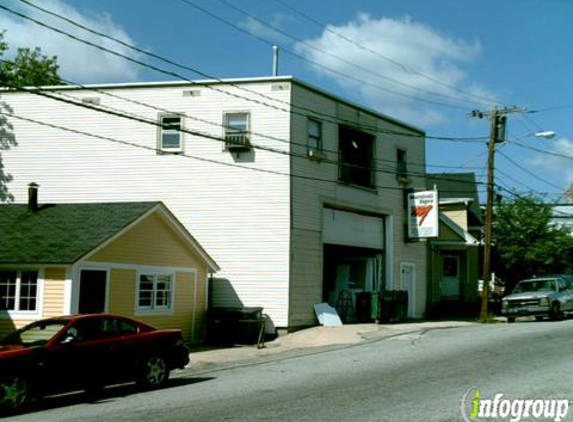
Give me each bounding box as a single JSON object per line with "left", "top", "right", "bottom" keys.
{"left": 478, "top": 107, "right": 555, "bottom": 321}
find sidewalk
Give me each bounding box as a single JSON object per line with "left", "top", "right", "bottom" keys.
{"left": 185, "top": 320, "right": 478, "bottom": 373}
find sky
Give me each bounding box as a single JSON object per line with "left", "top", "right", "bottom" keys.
{"left": 1, "top": 0, "right": 572, "bottom": 207}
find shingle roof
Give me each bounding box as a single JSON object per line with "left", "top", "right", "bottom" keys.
{"left": 0, "top": 202, "right": 159, "bottom": 264}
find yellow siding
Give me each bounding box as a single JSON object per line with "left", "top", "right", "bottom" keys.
{"left": 106, "top": 268, "right": 207, "bottom": 344}
{"left": 443, "top": 209, "right": 468, "bottom": 231}
{"left": 87, "top": 213, "right": 203, "bottom": 269}
{"left": 108, "top": 268, "right": 136, "bottom": 315}
{"left": 0, "top": 267, "right": 68, "bottom": 338}
{"left": 42, "top": 267, "right": 67, "bottom": 318}
{"left": 86, "top": 212, "right": 210, "bottom": 343}
{"left": 133, "top": 271, "right": 204, "bottom": 343}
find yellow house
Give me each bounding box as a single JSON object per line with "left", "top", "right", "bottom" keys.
{"left": 0, "top": 186, "right": 219, "bottom": 343}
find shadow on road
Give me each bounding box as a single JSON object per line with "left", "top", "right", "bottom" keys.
{"left": 1, "top": 376, "right": 214, "bottom": 418}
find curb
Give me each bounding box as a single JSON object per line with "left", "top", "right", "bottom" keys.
{"left": 180, "top": 320, "right": 479, "bottom": 375}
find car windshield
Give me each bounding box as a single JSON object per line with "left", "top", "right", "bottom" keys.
{"left": 513, "top": 280, "right": 556, "bottom": 293}
{"left": 0, "top": 320, "right": 69, "bottom": 347}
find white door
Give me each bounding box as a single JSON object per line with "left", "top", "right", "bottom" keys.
{"left": 400, "top": 263, "right": 416, "bottom": 318}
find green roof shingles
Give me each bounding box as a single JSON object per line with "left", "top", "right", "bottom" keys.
{"left": 0, "top": 202, "right": 159, "bottom": 264}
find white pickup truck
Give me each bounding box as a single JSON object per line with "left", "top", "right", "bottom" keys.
{"left": 501, "top": 277, "right": 573, "bottom": 322}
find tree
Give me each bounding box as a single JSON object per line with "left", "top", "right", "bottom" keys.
{"left": 493, "top": 195, "right": 573, "bottom": 292}
{"left": 0, "top": 31, "right": 61, "bottom": 88}
{"left": 0, "top": 31, "right": 61, "bottom": 202}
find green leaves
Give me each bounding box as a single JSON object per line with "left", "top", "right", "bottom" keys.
{"left": 494, "top": 195, "right": 573, "bottom": 291}
{"left": 0, "top": 31, "right": 61, "bottom": 88}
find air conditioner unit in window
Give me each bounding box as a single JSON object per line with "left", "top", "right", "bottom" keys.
{"left": 225, "top": 133, "right": 251, "bottom": 152}
{"left": 307, "top": 149, "right": 326, "bottom": 161}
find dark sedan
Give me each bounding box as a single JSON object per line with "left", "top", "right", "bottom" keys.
{"left": 0, "top": 314, "right": 189, "bottom": 412}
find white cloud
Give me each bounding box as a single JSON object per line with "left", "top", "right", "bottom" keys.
{"left": 0, "top": 0, "right": 142, "bottom": 83}
{"left": 528, "top": 137, "right": 573, "bottom": 186}
{"left": 293, "top": 14, "right": 493, "bottom": 125}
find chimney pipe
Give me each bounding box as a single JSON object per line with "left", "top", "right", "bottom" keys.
{"left": 272, "top": 45, "right": 279, "bottom": 76}
{"left": 28, "top": 183, "right": 39, "bottom": 213}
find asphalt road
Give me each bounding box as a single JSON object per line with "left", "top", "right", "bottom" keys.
{"left": 5, "top": 319, "right": 573, "bottom": 422}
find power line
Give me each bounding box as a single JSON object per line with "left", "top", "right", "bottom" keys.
{"left": 210, "top": 0, "right": 489, "bottom": 108}
{"left": 173, "top": 0, "right": 477, "bottom": 111}
{"left": 530, "top": 105, "right": 573, "bottom": 113}
{"left": 495, "top": 167, "right": 536, "bottom": 192}
{"left": 269, "top": 0, "right": 499, "bottom": 107}
{"left": 497, "top": 150, "right": 566, "bottom": 192}
{"left": 7, "top": 82, "right": 487, "bottom": 186}
{"left": 3, "top": 66, "right": 481, "bottom": 172}
{"left": 4, "top": 2, "right": 486, "bottom": 142}
{"left": 5, "top": 109, "right": 487, "bottom": 194}
{"left": 3, "top": 76, "right": 496, "bottom": 192}
{"left": 512, "top": 141, "right": 573, "bottom": 161}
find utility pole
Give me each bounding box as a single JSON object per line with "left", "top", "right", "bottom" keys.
{"left": 481, "top": 106, "right": 499, "bottom": 321}
{"left": 471, "top": 106, "right": 519, "bottom": 321}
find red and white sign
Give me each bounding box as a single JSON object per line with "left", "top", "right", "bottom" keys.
{"left": 408, "top": 190, "right": 439, "bottom": 238}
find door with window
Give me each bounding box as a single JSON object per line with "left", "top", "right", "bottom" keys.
{"left": 78, "top": 269, "right": 107, "bottom": 314}
{"left": 440, "top": 256, "right": 460, "bottom": 299}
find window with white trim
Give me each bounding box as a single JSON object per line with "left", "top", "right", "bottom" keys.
{"left": 137, "top": 273, "right": 173, "bottom": 312}
{"left": 0, "top": 270, "right": 39, "bottom": 312}
{"left": 223, "top": 112, "right": 251, "bottom": 151}
{"left": 158, "top": 114, "right": 183, "bottom": 152}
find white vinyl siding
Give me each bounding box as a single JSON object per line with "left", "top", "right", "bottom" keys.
{"left": 3, "top": 78, "right": 428, "bottom": 328}
{"left": 3, "top": 81, "right": 292, "bottom": 327}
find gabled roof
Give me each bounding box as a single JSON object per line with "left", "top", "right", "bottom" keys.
{"left": 437, "top": 211, "right": 480, "bottom": 246}
{"left": 0, "top": 202, "right": 219, "bottom": 271}
{"left": 426, "top": 172, "right": 484, "bottom": 225}
{"left": 0, "top": 202, "right": 158, "bottom": 264}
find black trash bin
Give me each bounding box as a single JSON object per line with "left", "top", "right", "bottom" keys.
{"left": 377, "top": 290, "right": 408, "bottom": 323}
{"left": 393, "top": 291, "right": 408, "bottom": 323}
{"left": 377, "top": 291, "right": 395, "bottom": 323}
{"left": 355, "top": 292, "right": 372, "bottom": 323}
{"left": 207, "top": 307, "right": 265, "bottom": 346}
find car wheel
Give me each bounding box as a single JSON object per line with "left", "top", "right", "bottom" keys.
{"left": 550, "top": 303, "right": 563, "bottom": 321}
{"left": 535, "top": 316, "right": 545, "bottom": 321}
{"left": 507, "top": 317, "right": 515, "bottom": 323}
{"left": 0, "top": 375, "right": 29, "bottom": 412}
{"left": 138, "top": 356, "right": 170, "bottom": 389}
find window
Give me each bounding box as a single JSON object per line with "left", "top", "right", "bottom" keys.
{"left": 397, "top": 149, "right": 408, "bottom": 177}
{"left": 308, "top": 119, "right": 322, "bottom": 152}
{"left": 338, "top": 125, "right": 375, "bottom": 188}
{"left": 137, "top": 273, "right": 173, "bottom": 312}
{"left": 223, "top": 112, "right": 251, "bottom": 151}
{"left": 0, "top": 270, "right": 39, "bottom": 312}
{"left": 158, "top": 114, "right": 183, "bottom": 152}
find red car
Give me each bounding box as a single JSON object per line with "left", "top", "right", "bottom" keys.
{"left": 0, "top": 314, "right": 190, "bottom": 412}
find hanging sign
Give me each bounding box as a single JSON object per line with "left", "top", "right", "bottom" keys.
{"left": 408, "top": 190, "right": 439, "bottom": 238}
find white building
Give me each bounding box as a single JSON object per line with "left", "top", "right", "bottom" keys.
{"left": 1, "top": 76, "right": 428, "bottom": 331}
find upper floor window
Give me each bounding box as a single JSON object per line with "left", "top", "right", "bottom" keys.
{"left": 308, "top": 119, "right": 322, "bottom": 151}
{"left": 338, "top": 125, "right": 375, "bottom": 188}
{"left": 158, "top": 114, "right": 183, "bottom": 153}
{"left": 223, "top": 112, "right": 251, "bottom": 151}
{"left": 0, "top": 270, "right": 39, "bottom": 313}
{"left": 397, "top": 149, "right": 408, "bottom": 177}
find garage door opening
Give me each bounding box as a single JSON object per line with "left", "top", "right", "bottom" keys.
{"left": 323, "top": 245, "right": 385, "bottom": 311}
